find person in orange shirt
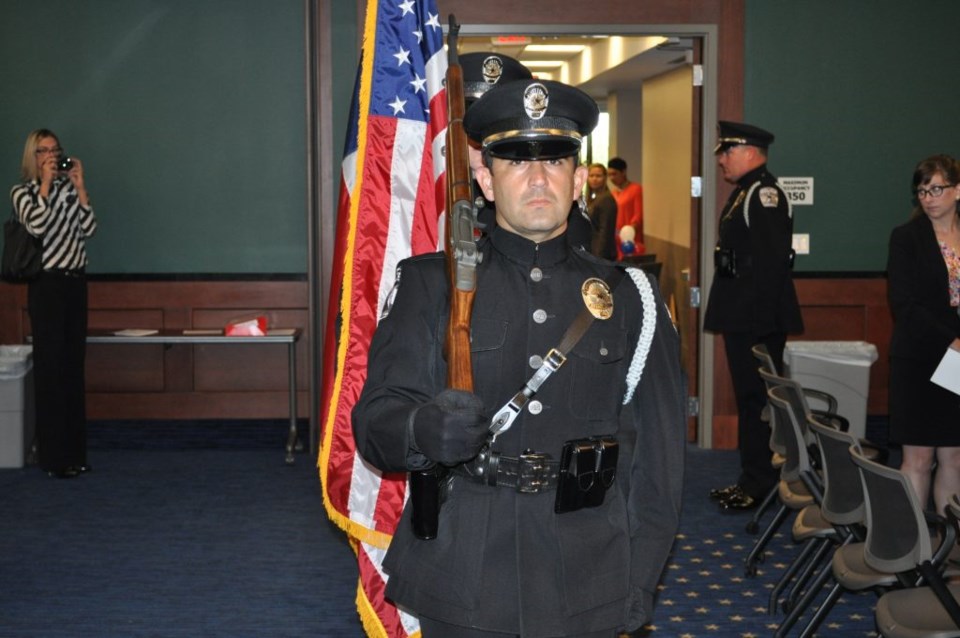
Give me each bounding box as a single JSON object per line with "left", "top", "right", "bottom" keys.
{"left": 607, "top": 157, "right": 644, "bottom": 258}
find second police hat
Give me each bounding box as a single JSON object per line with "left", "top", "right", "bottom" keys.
{"left": 463, "top": 79, "right": 599, "bottom": 161}
{"left": 714, "top": 120, "right": 775, "bottom": 154}
{"left": 460, "top": 52, "right": 533, "bottom": 107}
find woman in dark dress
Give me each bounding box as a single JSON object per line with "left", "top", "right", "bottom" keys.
{"left": 887, "top": 154, "right": 960, "bottom": 514}
{"left": 584, "top": 162, "right": 618, "bottom": 260}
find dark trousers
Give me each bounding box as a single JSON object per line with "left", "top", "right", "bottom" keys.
{"left": 723, "top": 331, "right": 785, "bottom": 499}
{"left": 28, "top": 271, "right": 88, "bottom": 472}
{"left": 419, "top": 617, "right": 616, "bottom": 638}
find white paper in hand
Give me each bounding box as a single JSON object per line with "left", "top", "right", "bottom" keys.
{"left": 931, "top": 347, "right": 960, "bottom": 397}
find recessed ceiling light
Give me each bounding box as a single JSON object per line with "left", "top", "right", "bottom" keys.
{"left": 523, "top": 44, "right": 586, "bottom": 54}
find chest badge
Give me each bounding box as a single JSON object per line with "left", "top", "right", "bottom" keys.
{"left": 581, "top": 278, "right": 614, "bottom": 320}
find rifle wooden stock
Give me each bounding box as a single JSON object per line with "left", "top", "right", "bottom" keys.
{"left": 443, "top": 33, "right": 477, "bottom": 393}
{"left": 410, "top": 16, "right": 478, "bottom": 542}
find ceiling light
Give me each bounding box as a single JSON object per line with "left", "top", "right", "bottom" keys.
{"left": 522, "top": 60, "right": 565, "bottom": 68}
{"left": 523, "top": 44, "right": 586, "bottom": 54}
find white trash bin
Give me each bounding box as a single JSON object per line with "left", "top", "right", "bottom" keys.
{"left": 783, "top": 341, "right": 878, "bottom": 440}
{"left": 0, "top": 345, "right": 35, "bottom": 468}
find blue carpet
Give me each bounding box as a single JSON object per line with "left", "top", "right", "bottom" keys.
{"left": 0, "top": 420, "right": 891, "bottom": 637}
{"left": 0, "top": 421, "right": 361, "bottom": 637}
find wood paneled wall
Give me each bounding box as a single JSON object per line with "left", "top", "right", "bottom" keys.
{"left": 710, "top": 276, "right": 889, "bottom": 448}
{"left": 0, "top": 280, "right": 309, "bottom": 420}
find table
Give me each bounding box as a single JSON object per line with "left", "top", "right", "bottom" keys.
{"left": 86, "top": 329, "right": 303, "bottom": 463}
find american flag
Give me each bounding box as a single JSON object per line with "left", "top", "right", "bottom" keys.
{"left": 319, "top": 0, "right": 447, "bottom": 636}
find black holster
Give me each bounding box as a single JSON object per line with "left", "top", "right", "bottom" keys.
{"left": 554, "top": 436, "right": 619, "bottom": 513}
{"left": 410, "top": 466, "right": 449, "bottom": 540}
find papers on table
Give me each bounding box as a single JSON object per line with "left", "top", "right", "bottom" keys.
{"left": 931, "top": 347, "right": 960, "bottom": 396}
{"left": 113, "top": 329, "right": 159, "bottom": 337}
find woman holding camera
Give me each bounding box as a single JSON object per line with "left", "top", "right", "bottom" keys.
{"left": 10, "top": 129, "right": 96, "bottom": 478}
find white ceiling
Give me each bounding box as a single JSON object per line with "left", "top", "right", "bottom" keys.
{"left": 458, "top": 34, "right": 694, "bottom": 101}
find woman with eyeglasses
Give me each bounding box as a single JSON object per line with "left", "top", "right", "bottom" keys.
{"left": 887, "top": 154, "right": 960, "bottom": 514}
{"left": 10, "top": 129, "right": 96, "bottom": 478}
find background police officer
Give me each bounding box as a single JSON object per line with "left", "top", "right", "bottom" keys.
{"left": 703, "top": 121, "right": 803, "bottom": 511}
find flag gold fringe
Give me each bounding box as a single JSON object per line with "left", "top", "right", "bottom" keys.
{"left": 317, "top": 0, "right": 394, "bottom": 552}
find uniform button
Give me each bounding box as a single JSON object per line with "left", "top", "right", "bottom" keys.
{"left": 532, "top": 309, "right": 547, "bottom": 323}
{"left": 529, "top": 354, "right": 543, "bottom": 369}
{"left": 530, "top": 267, "right": 543, "bottom": 282}
{"left": 527, "top": 400, "right": 543, "bottom": 415}
{"left": 599, "top": 346, "right": 609, "bottom": 356}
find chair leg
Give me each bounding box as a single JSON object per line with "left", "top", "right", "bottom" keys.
{"left": 746, "top": 482, "right": 780, "bottom": 535}
{"left": 785, "top": 537, "right": 835, "bottom": 613}
{"left": 775, "top": 559, "right": 837, "bottom": 638}
{"left": 797, "top": 582, "right": 845, "bottom": 638}
{"left": 769, "top": 536, "right": 822, "bottom": 614}
{"left": 746, "top": 503, "right": 790, "bottom": 577}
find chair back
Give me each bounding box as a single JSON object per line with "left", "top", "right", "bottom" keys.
{"left": 763, "top": 370, "right": 815, "bottom": 447}
{"left": 849, "top": 445, "right": 932, "bottom": 574}
{"left": 768, "top": 385, "right": 812, "bottom": 484}
{"left": 808, "top": 418, "right": 864, "bottom": 526}
{"left": 751, "top": 343, "right": 778, "bottom": 376}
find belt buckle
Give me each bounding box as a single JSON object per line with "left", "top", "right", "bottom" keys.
{"left": 517, "top": 451, "right": 552, "bottom": 494}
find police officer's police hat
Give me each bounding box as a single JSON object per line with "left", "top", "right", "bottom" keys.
{"left": 714, "top": 120, "right": 775, "bottom": 154}
{"left": 463, "top": 79, "right": 599, "bottom": 160}
{"left": 461, "top": 52, "right": 532, "bottom": 107}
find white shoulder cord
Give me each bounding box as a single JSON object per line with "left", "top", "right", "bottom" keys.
{"left": 622, "top": 267, "right": 657, "bottom": 404}
{"left": 743, "top": 181, "right": 793, "bottom": 228}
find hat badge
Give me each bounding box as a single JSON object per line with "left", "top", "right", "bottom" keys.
{"left": 523, "top": 82, "right": 549, "bottom": 120}
{"left": 481, "top": 56, "right": 504, "bottom": 85}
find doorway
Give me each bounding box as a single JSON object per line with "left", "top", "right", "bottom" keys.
{"left": 458, "top": 25, "right": 720, "bottom": 445}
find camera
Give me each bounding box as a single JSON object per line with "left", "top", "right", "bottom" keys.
{"left": 57, "top": 157, "right": 74, "bottom": 172}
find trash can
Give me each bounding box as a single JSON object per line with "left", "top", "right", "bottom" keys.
{"left": 783, "top": 341, "right": 879, "bottom": 440}
{"left": 0, "top": 345, "right": 35, "bottom": 468}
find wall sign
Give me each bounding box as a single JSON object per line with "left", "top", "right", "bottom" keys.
{"left": 778, "top": 177, "right": 814, "bottom": 206}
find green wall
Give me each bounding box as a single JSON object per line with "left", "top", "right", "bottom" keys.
{"left": 1, "top": 0, "right": 306, "bottom": 273}
{"left": 745, "top": 0, "right": 960, "bottom": 272}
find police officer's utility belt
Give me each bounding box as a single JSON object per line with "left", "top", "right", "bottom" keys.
{"left": 455, "top": 436, "right": 619, "bottom": 513}
{"left": 714, "top": 248, "right": 751, "bottom": 278}
{"left": 715, "top": 247, "right": 796, "bottom": 278}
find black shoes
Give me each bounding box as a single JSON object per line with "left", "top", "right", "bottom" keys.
{"left": 46, "top": 464, "right": 92, "bottom": 479}
{"left": 719, "top": 489, "right": 757, "bottom": 511}
{"left": 709, "top": 484, "right": 759, "bottom": 511}
{"left": 709, "top": 484, "right": 741, "bottom": 501}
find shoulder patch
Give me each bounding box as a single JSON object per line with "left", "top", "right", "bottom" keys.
{"left": 758, "top": 187, "right": 779, "bottom": 208}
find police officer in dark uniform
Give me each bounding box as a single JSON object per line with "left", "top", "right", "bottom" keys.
{"left": 353, "top": 79, "right": 686, "bottom": 637}
{"left": 703, "top": 121, "right": 803, "bottom": 511}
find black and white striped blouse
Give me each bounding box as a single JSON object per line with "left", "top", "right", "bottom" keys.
{"left": 10, "top": 177, "right": 96, "bottom": 271}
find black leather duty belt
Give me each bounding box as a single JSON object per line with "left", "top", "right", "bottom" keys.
{"left": 456, "top": 448, "right": 559, "bottom": 493}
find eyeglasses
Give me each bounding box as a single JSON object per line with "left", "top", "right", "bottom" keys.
{"left": 35, "top": 147, "right": 62, "bottom": 156}
{"left": 915, "top": 184, "right": 954, "bottom": 199}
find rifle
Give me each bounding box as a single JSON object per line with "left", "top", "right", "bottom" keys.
{"left": 409, "top": 15, "right": 480, "bottom": 540}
